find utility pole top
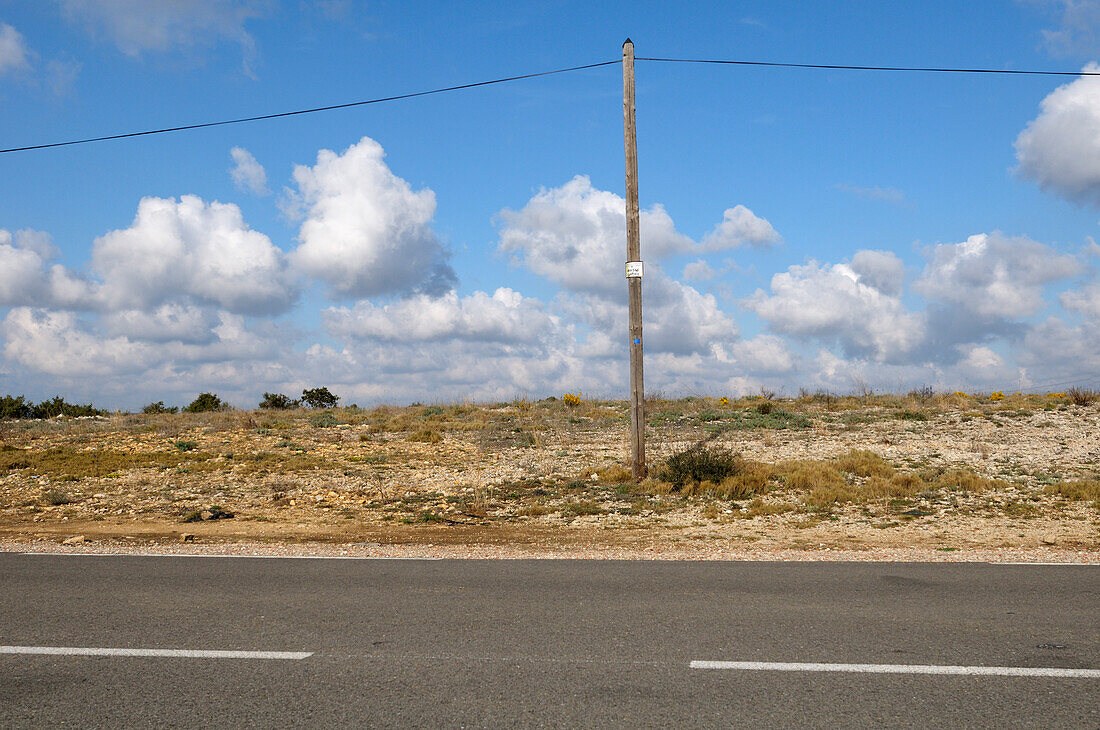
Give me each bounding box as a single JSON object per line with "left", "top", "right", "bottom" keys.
{"left": 623, "top": 38, "right": 633, "bottom": 47}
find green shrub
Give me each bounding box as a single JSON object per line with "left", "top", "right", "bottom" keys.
{"left": 301, "top": 387, "right": 339, "bottom": 409}
{"left": 260, "top": 392, "right": 298, "bottom": 409}
{"left": 142, "top": 401, "right": 178, "bottom": 414}
{"left": 407, "top": 428, "right": 442, "bottom": 443}
{"left": 658, "top": 445, "right": 744, "bottom": 488}
{"left": 31, "top": 396, "right": 105, "bottom": 419}
{"left": 43, "top": 489, "right": 73, "bottom": 506}
{"left": 185, "top": 393, "right": 223, "bottom": 413}
{"left": 309, "top": 412, "right": 339, "bottom": 428}
{"left": 175, "top": 441, "right": 199, "bottom": 452}
{"left": 0, "top": 395, "right": 33, "bottom": 419}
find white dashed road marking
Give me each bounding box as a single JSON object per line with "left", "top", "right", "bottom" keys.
{"left": 1, "top": 646, "right": 313, "bottom": 660}
{"left": 690, "top": 660, "right": 1100, "bottom": 678}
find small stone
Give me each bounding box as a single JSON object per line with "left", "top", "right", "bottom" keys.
{"left": 62, "top": 535, "right": 85, "bottom": 545}
{"left": 180, "top": 533, "right": 195, "bottom": 543}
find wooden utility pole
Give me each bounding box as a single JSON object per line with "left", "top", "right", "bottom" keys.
{"left": 623, "top": 39, "right": 646, "bottom": 480}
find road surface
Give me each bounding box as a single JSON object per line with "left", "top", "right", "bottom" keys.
{"left": 2, "top": 553, "right": 1097, "bottom": 727}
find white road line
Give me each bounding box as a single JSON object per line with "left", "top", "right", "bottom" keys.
{"left": 690, "top": 660, "right": 1100, "bottom": 678}
{"left": 18, "top": 552, "right": 440, "bottom": 560}
{"left": 1, "top": 646, "right": 312, "bottom": 660}
{"left": 998, "top": 562, "right": 1095, "bottom": 566}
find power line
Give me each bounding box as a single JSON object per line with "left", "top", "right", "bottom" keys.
{"left": 5, "top": 54, "right": 1097, "bottom": 155}
{"left": 636, "top": 56, "right": 1100, "bottom": 77}
{"left": 0, "top": 59, "right": 620, "bottom": 155}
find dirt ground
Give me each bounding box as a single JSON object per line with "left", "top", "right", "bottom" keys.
{"left": 1, "top": 392, "right": 1097, "bottom": 561}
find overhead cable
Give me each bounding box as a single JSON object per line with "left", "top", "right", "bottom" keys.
{"left": 636, "top": 56, "right": 1100, "bottom": 77}
{"left": 0, "top": 59, "right": 620, "bottom": 154}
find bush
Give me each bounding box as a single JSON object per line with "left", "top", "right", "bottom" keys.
{"left": 309, "top": 412, "right": 339, "bottom": 428}
{"left": 142, "top": 401, "right": 178, "bottom": 414}
{"left": 407, "top": 428, "right": 442, "bottom": 443}
{"left": 658, "top": 445, "right": 744, "bottom": 488}
{"left": 0, "top": 395, "right": 33, "bottom": 420}
{"left": 185, "top": 393, "right": 223, "bottom": 413}
{"left": 259, "top": 392, "right": 298, "bottom": 410}
{"left": 1066, "top": 387, "right": 1098, "bottom": 406}
{"left": 30, "top": 396, "right": 105, "bottom": 419}
{"left": 301, "top": 387, "right": 339, "bottom": 409}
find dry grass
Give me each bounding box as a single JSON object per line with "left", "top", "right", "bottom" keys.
{"left": 0, "top": 447, "right": 202, "bottom": 479}
{"left": 1045, "top": 480, "right": 1100, "bottom": 504}
{"left": 833, "top": 449, "right": 895, "bottom": 478}
{"left": 1, "top": 395, "right": 1096, "bottom": 548}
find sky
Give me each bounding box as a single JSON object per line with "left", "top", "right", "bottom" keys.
{"left": 2, "top": 0, "right": 1100, "bottom": 409}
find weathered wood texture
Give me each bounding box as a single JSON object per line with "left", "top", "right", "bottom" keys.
{"left": 623, "top": 39, "right": 646, "bottom": 480}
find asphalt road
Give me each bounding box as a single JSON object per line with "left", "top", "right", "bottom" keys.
{"left": 1, "top": 553, "right": 1097, "bottom": 728}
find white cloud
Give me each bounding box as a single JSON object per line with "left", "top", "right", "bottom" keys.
{"left": 727, "top": 335, "right": 796, "bottom": 374}
{"left": 558, "top": 276, "right": 738, "bottom": 358}
{"left": 700, "top": 205, "right": 781, "bottom": 250}
{"left": 1022, "top": 316, "right": 1100, "bottom": 379}
{"left": 1, "top": 308, "right": 155, "bottom": 377}
{"left": 499, "top": 177, "right": 780, "bottom": 297}
{"left": 850, "top": 249, "right": 905, "bottom": 297}
{"left": 287, "top": 136, "right": 457, "bottom": 299}
{"left": 56, "top": 0, "right": 264, "bottom": 60}
{"left": 745, "top": 259, "right": 926, "bottom": 362}
{"left": 91, "top": 195, "right": 294, "bottom": 314}
{"left": 1015, "top": 65, "right": 1100, "bottom": 205}
{"left": 101, "top": 304, "right": 220, "bottom": 344}
{"left": 0, "top": 23, "right": 31, "bottom": 77}
{"left": 498, "top": 175, "right": 694, "bottom": 296}
{"left": 914, "top": 232, "right": 1078, "bottom": 318}
{"left": 1060, "top": 280, "right": 1100, "bottom": 317}
{"left": 954, "top": 344, "right": 1010, "bottom": 380}
{"left": 1032, "top": 0, "right": 1100, "bottom": 56}
{"left": 325, "top": 288, "right": 557, "bottom": 344}
{"left": 682, "top": 260, "right": 717, "bottom": 281}
{"left": 229, "top": 146, "right": 269, "bottom": 196}
{"left": 0, "top": 229, "right": 92, "bottom": 308}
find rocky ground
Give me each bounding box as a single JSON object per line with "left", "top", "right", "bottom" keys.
{"left": 1, "top": 392, "right": 1097, "bottom": 561}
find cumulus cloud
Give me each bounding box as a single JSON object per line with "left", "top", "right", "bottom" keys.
{"left": 700, "top": 205, "right": 781, "bottom": 250}
{"left": 914, "top": 232, "right": 1078, "bottom": 318}
{"left": 498, "top": 175, "right": 694, "bottom": 296}
{"left": 1, "top": 308, "right": 155, "bottom": 377}
{"left": 325, "top": 288, "right": 558, "bottom": 344}
{"left": 745, "top": 257, "right": 926, "bottom": 362}
{"left": 682, "top": 260, "right": 718, "bottom": 281}
{"left": 0, "top": 229, "right": 93, "bottom": 308}
{"left": 91, "top": 195, "right": 294, "bottom": 314}
{"left": 0, "top": 23, "right": 31, "bottom": 77}
{"left": 850, "top": 249, "right": 905, "bottom": 297}
{"left": 229, "top": 146, "right": 269, "bottom": 196}
{"left": 101, "top": 304, "right": 221, "bottom": 344}
{"left": 1020, "top": 316, "right": 1100, "bottom": 380}
{"left": 1015, "top": 66, "right": 1100, "bottom": 205}
{"left": 499, "top": 176, "right": 780, "bottom": 297}
{"left": 1060, "top": 280, "right": 1100, "bottom": 317}
{"left": 56, "top": 0, "right": 265, "bottom": 61}
{"left": 287, "top": 136, "right": 457, "bottom": 300}
{"left": 727, "top": 335, "right": 796, "bottom": 374}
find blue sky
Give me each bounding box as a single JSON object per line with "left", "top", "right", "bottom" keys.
{"left": 2, "top": 0, "right": 1100, "bottom": 409}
